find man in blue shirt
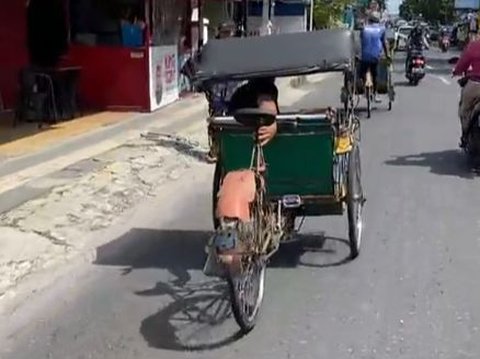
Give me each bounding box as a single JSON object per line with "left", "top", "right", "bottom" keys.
{"left": 360, "top": 11, "right": 390, "bottom": 102}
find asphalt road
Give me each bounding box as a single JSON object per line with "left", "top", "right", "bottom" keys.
{"left": 3, "top": 49, "right": 480, "bottom": 359}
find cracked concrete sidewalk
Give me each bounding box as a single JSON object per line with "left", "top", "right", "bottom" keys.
{"left": 0, "top": 129, "right": 210, "bottom": 300}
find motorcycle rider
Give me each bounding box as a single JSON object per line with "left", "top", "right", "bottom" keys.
{"left": 439, "top": 26, "right": 450, "bottom": 50}
{"left": 452, "top": 37, "right": 480, "bottom": 147}
{"left": 405, "top": 23, "right": 429, "bottom": 73}
{"left": 359, "top": 11, "right": 390, "bottom": 103}
{"left": 468, "top": 12, "right": 478, "bottom": 43}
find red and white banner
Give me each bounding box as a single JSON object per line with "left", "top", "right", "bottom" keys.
{"left": 149, "top": 46, "right": 179, "bottom": 111}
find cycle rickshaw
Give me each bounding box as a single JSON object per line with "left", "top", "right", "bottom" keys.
{"left": 344, "top": 31, "right": 395, "bottom": 118}
{"left": 188, "top": 29, "right": 365, "bottom": 333}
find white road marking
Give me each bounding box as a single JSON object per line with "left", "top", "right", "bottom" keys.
{"left": 426, "top": 65, "right": 434, "bottom": 70}
{"left": 432, "top": 75, "right": 451, "bottom": 85}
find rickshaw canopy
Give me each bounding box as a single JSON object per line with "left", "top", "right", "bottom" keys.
{"left": 190, "top": 29, "right": 356, "bottom": 85}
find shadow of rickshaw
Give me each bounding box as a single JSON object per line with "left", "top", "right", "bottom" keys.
{"left": 94, "top": 228, "right": 351, "bottom": 351}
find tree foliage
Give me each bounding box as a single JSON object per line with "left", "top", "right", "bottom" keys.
{"left": 314, "top": 0, "right": 354, "bottom": 28}
{"left": 399, "top": 0, "right": 455, "bottom": 23}
{"left": 313, "top": 0, "right": 388, "bottom": 29}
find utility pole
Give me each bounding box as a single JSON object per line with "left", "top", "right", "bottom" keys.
{"left": 310, "top": 0, "right": 314, "bottom": 31}
{"left": 262, "top": 0, "right": 269, "bottom": 35}
{"left": 242, "top": 0, "right": 248, "bottom": 36}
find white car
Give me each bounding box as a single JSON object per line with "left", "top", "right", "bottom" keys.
{"left": 395, "top": 25, "right": 413, "bottom": 51}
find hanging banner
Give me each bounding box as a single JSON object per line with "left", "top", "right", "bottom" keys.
{"left": 149, "top": 46, "right": 179, "bottom": 111}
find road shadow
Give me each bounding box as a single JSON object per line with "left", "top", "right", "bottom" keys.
{"left": 95, "top": 228, "right": 351, "bottom": 351}
{"left": 271, "top": 234, "right": 352, "bottom": 268}
{"left": 95, "top": 229, "right": 243, "bottom": 351}
{"left": 95, "top": 228, "right": 352, "bottom": 279}
{"left": 425, "top": 67, "right": 454, "bottom": 75}
{"left": 385, "top": 149, "right": 475, "bottom": 179}
{"left": 137, "top": 279, "right": 244, "bottom": 351}
{"left": 355, "top": 105, "right": 384, "bottom": 118}
{"left": 394, "top": 80, "right": 411, "bottom": 87}
{"left": 141, "top": 132, "right": 209, "bottom": 163}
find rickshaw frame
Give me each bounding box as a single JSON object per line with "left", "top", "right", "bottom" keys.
{"left": 188, "top": 28, "right": 365, "bottom": 333}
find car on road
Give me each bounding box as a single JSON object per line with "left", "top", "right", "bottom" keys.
{"left": 396, "top": 25, "right": 413, "bottom": 51}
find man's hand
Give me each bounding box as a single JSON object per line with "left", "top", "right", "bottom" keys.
{"left": 258, "top": 122, "right": 278, "bottom": 146}
{"left": 256, "top": 96, "right": 279, "bottom": 146}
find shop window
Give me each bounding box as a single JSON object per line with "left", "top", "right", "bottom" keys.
{"left": 69, "top": 0, "right": 145, "bottom": 47}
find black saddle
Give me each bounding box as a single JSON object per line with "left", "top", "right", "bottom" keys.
{"left": 233, "top": 108, "right": 276, "bottom": 128}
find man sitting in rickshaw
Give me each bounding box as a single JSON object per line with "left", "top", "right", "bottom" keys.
{"left": 228, "top": 77, "right": 279, "bottom": 146}
{"left": 359, "top": 11, "right": 390, "bottom": 102}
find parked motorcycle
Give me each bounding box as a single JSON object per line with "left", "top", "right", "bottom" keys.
{"left": 406, "top": 50, "right": 426, "bottom": 86}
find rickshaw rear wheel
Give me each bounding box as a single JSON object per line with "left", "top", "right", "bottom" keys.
{"left": 212, "top": 161, "right": 223, "bottom": 229}
{"left": 347, "top": 143, "right": 364, "bottom": 259}
{"left": 228, "top": 257, "right": 265, "bottom": 333}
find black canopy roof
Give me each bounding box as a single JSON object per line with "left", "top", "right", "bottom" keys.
{"left": 190, "top": 29, "right": 356, "bottom": 85}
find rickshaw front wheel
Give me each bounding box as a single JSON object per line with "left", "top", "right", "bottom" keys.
{"left": 228, "top": 257, "right": 265, "bottom": 333}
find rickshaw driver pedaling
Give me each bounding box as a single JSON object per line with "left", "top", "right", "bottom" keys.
{"left": 360, "top": 11, "right": 390, "bottom": 103}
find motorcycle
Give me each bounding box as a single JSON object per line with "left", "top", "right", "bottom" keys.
{"left": 406, "top": 49, "right": 426, "bottom": 86}
{"left": 449, "top": 56, "right": 480, "bottom": 163}
{"left": 439, "top": 35, "right": 450, "bottom": 52}
{"left": 462, "top": 101, "right": 480, "bottom": 161}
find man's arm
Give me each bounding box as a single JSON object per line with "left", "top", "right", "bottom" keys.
{"left": 453, "top": 43, "right": 473, "bottom": 76}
